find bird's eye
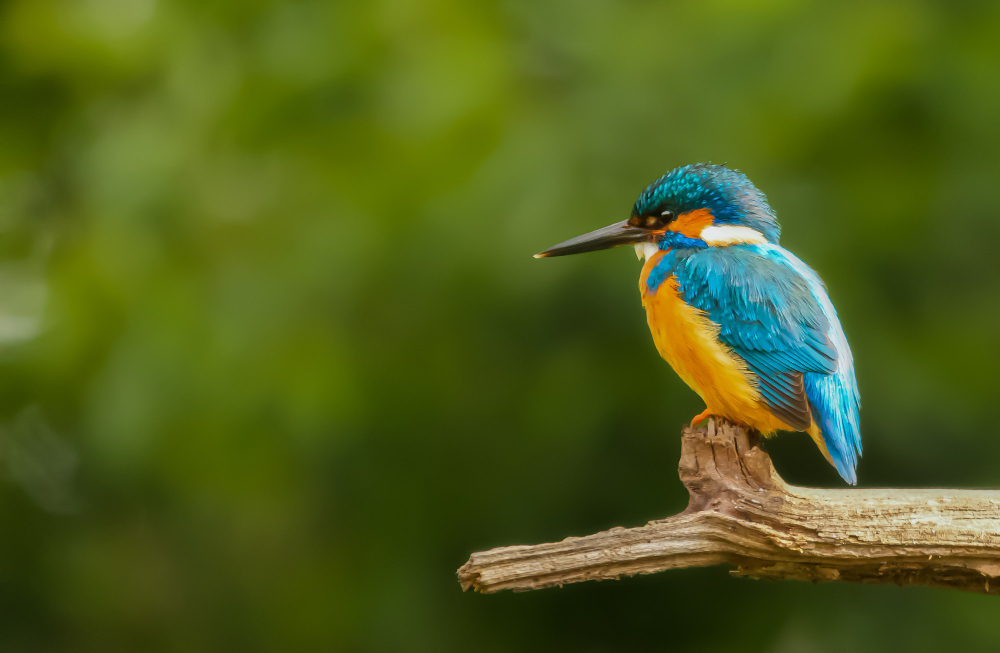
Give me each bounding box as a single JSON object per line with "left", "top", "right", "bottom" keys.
{"left": 637, "top": 211, "right": 675, "bottom": 230}
{"left": 629, "top": 211, "right": 675, "bottom": 230}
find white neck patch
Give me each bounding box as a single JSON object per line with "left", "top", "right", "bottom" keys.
{"left": 634, "top": 242, "right": 660, "bottom": 262}
{"left": 699, "top": 225, "right": 768, "bottom": 246}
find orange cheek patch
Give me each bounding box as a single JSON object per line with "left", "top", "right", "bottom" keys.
{"left": 668, "top": 208, "right": 714, "bottom": 239}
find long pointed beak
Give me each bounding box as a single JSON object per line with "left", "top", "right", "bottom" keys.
{"left": 534, "top": 220, "right": 654, "bottom": 258}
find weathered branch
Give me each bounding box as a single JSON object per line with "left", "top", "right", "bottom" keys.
{"left": 458, "top": 419, "right": 1000, "bottom": 594}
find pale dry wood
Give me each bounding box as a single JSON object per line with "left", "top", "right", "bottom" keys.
{"left": 458, "top": 419, "right": 1000, "bottom": 594}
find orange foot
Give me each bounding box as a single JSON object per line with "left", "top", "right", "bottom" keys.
{"left": 690, "top": 408, "right": 712, "bottom": 427}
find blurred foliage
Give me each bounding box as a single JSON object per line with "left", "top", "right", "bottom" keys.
{"left": 0, "top": 0, "right": 999, "bottom": 650}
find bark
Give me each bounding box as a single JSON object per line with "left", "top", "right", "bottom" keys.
{"left": 457, "top": 420, "right": 1000, "bottom": 594}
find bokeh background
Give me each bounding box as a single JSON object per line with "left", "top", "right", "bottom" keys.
{"left": 0, "top": 0, "right": 999, "bottom": 650}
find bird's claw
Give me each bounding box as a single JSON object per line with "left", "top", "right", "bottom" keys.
{"left": 690, "top": 409, "right": 712, "bottom": 427}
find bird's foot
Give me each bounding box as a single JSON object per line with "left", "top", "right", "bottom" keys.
{"left": 690, "top": 408, "right": 713, "bottom": 427}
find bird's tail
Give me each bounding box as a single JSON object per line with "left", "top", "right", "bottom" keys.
{"left": 804, "top": 371, "right": 862, "bottom": 485}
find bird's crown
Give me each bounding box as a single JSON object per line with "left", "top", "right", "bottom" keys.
{"left": 632, "top": 164, "right": 780, "bottom": 244}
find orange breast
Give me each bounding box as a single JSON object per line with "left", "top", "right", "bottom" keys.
{"left": 638, "top": 251, "right": 794, "bottom": 434}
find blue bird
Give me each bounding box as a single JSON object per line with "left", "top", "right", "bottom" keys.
{"left": 536, "top": 164, "right": 861, "bottom": 484}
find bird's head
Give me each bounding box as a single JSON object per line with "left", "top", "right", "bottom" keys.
{"left": 536, "top": 163, "right": 780, "bottom": 260}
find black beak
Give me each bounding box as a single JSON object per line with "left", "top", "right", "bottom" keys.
{"left": 534, "top": 220, "right": 653, "bottom": 258}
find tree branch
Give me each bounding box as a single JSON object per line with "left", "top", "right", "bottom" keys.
{"left": 457, "top": 419, "right": 1000, "bottom": 594}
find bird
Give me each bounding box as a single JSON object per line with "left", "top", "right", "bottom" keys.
{"left": 535, "top": 163, "right": 861, "bottom": 484}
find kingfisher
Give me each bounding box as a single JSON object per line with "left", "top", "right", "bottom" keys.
{"left": 536, "top": 164, "right": 861, "bottom": 484}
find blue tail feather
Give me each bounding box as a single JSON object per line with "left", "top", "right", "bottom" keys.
{"left": 805, "top": 371, "right": 861, "bottom": 484}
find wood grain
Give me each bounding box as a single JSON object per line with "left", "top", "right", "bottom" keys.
{"left": 457, "top": 420, "right": 1000, "bottom": 594}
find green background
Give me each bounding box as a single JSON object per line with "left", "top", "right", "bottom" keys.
{"left": 0, "top": 0, "right": 998, "bottom": 650}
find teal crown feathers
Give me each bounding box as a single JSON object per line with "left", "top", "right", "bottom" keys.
{"left": 632, "top": 164, "right": 781, "bottom": 244}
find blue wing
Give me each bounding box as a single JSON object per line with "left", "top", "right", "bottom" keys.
{"left": 653, "top": 244, "right": 862, "bottom": 483}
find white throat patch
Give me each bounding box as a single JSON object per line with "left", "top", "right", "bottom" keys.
{"left": 634, "top": 242, "right": 660, "bottom": 261}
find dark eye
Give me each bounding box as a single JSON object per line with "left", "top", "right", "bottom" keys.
{"left": 638, "top": 211, "right": 674, "bottom": 230}
{"left": 629, "top": 210, "right": 675, "bottom": 229}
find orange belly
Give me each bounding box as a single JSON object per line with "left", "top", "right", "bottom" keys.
{"left": 638, "top": 251, "right": 794, "bottom": 435}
